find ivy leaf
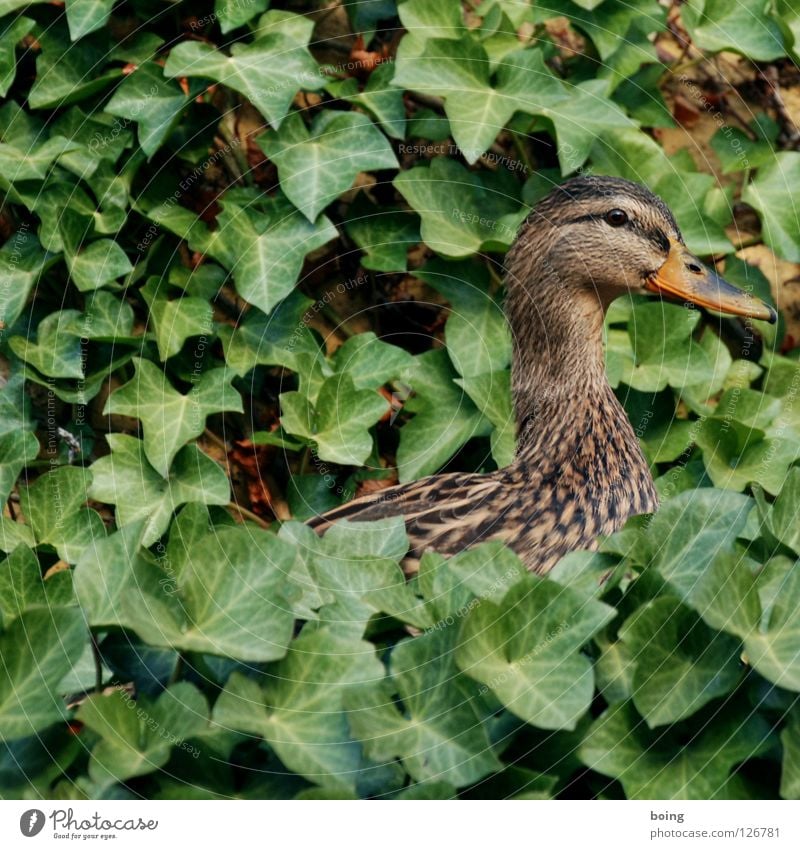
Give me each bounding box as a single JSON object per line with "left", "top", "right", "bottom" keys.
{"left": 682, "top": 0, "right": 785, "bottom": 61}
{"left": 618, "top": 597, "right": 742, "bottom": 727}
{"left": 9, "top": 310, "right": 85, "bottom": 379}
{"left": 607, "top": 302, "right": 725, "bottom": 393}
{"left": 346, "top": 632, "right": 501, "bottom": 787}
{"left": 756, "top": 467, "right": 800, "bottom": 555}
{"left": 104, "top": 62, "right": 191, "bottom": 158}
{"left": 140, "top": 279, "right": 214, "bottom": 361}
{"left": 65, "top": 0, "right": 115, "bottom": 40}
{"left": 393, "top": 39, "right": 529, "bottom": 163}
{"left": 104, "top": 358, "right": 243, "bottom": 478}
{"left": 280, "top": 374, "right": 388, "bottom": 466}
{"left": 344, "top": 209, "right": 420, "bottom": 272}
{"left": 19, "top": 465, "right": 105, "bottom": 564}
{"left": 644, "top": 489, "right": 753, "bottom": 600}
{"left": 259, "top": 111, "right": 398, "bottom": 222}
{"left": 213, "top": 198, "right": 337, "bottom": 314}
{"left": 121, "top": 526, "right": 296, "bottom": 662}
{"left": 0, "top": 545, "right": 75, "bottom": 621}
{"left": 0, "top": 607, "right": 87, "bottom": 741}
{"left": 343, "top": 61, "right": 406, "bottom": 139}
{"left": 164, "top": 31, "right": 323, "bottom": 128}
{"left": 330, "top": 332, "right": 417, "bottom": 391}
{"left": 213, "top": 628, "right": 385, "bottom": 791}
{"left": 74, "top": 521, "right": 151, "bottom": 628}
{"left": 215, "top": 0, "right": 270, "bottom": 34}
{"left": 28, "top": 27, "right": 123, "bottom": 109}
{"left": 217, "top": 289, "right": 320, "bottom": 377}
{"left": 0, "top": 16, "right": 33, "bottom": 97}
{"left": 742, "top": 152, "right": 800, "bottom": 262}
{"left": 579, "top": 701, "right": 772, "bottom": 799}
{"left": 67, "top": 239, "right": 132, "bottom": 292}
{"left": 394, "top": 157, "right": 525, "bottom": 258}
{"left": 78, "top": 684, "right": 209, "bottom": 784}
{"left": 0, "top": 232, "right": 52, "bottom": 331}
{"left": 397, "top": 349, "right": 491, "bottom": 482}
{"left": 781, "top": 709, "right": 800, "bottom": 799}
{"left": 456, "top": 577, "right": 616, "bottom": 730}
{"left": 396, "top": 0, "right": 464, "bottom": 60}
{"left": 695, "top": 389, "right": 800, "bottom": 495}
{"left": 88, "top": 435, "right": 231, "bottom": 546}
{"left": 417, "top": 258, "right": 511, "bottom": 378}
{"left": 456, "top": 371, "right": 515, "bottom": 468}
{"left": 691, "top": 554, "right": 800, "bottom": 692}
{"left": 537, "top": 1, "right": 666, "bottom": 63}
{"left": 0, "top": 374, "right": 39, "bottom": 504}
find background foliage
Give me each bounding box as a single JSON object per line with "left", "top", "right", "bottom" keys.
{"left": 0, "top": 0, "right": 799, "bottom": 800}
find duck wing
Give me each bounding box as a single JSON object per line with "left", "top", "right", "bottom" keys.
{"left": 307, "top": 470, "right": 527, "bottom": 567}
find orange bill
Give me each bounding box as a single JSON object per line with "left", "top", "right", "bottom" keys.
{"left": 644, "top": 238, "right": 777, "bottom": 324}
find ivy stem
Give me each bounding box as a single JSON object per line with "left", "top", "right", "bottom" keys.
{"left": 227, "top": 501, "right": 270, "bottom": 529}
{"left": 169, "top": 653, "right": 185, "bottom": 686}
{"left": 90, "top": 632, "right": 103, "bottom": 695}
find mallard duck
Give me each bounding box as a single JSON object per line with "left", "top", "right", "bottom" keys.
{"left": 308, "top": 176, "right": 776, "bottom": 572}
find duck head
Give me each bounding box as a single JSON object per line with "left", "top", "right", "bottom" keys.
{"left": 507, "top": 175, "right": 777, "bottom": 324}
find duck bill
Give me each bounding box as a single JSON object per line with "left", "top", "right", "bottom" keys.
{"left": 644, "top": 238, "right": 777, "bottom": 324}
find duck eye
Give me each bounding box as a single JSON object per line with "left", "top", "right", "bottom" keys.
{"left": 605, "top": 209, "right": 628, "bottom": 227}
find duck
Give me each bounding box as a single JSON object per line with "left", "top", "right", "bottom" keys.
{"left": 307, "top": 176, "right": 776, "bottom": 573}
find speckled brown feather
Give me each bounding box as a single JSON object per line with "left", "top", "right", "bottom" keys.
{"left": 307, "top": 176, "right": 669, "bottom": 572}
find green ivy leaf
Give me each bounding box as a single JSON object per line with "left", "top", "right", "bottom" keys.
{"left": 65, "top": 0, "right": 115, "bottom": 40}
{"left": 78, "top": 684, "right": 210, "bottom": 784}
{"left": 73, "top": 522, "right": 154, "bottom": 630}
{"left": 691, "top": 554, "right": 800, "bottom": 692}
{"left": 344, "top": 209, "right": 420, "bottom": 272}
{"left": 259, "top": 111, "right": 398, "bottom": 222}
{"left": 19, "top": 466, "right": 105, "bottom": 564}
{"left": 397, "top": 349, "right": 490, "bottom": 482}
{"left": 645, "top": 488, "right": 753, "bottom": 600}
{"left": 280, "top": 374, "right": 388, "bottom": 466}
{"left": 28, "top": 27, "right": 123, "bottom": 109}
{"left": 10, "top": 310, "right": 85, "bottom": 379}
{"left": 618, "top": 596, "right": 742, "bottom": 727}
{"left": 0, "top": 607, "right": 86, "bottom": 741}
{"left": 395, "top": 157, "right": 525, "bottom": 258}
{"left": 346, "top": 631, "right": 501, "bottom": 787}
{"left": 456, "top": 576, "right": 616, "bottom": 730}
{"left": 67, "top": 239, "right": 132, "bottom": 292}
{"left": 343, "top": 61, "right": 406, "bottom": 140}
{"left": 0, "top": 16, "right": 33, "bottom": 97}
{"left": 104, "top": 358, "right": 243, "bottom": 477}
{"left": 682, "top": 0, "right": 785, "bottom": 61}
{"left": 104, "top": 62, "right": 191, "bottom": 158}
{"left": 213, "top": 628, "right": 385, "bottom": 790}
{"left": 0, "top": 545, "right": 74, "bottom": 621}
{"left": 579, "top": 701, "right": 772, "bottom": 799}
{"left": 217, "top": 289, "right": 319, "bottom": 377}
{"left": 214, "top": 198, "right": 337, "bottom": 314}
{"left": 781, "top": 709, "right": 800, "bottom": 799}
{"left": 140, "top": 278, "right": 214, "bottom": 361}
{"left": 0, "top": 374, "right": 39, "bottom": 504}
{"left": 120, "top": 526, "right": 296, "bottom": 662}
{"left": 742, "top": 152, "right": 800, "bottom": 262}
{"left": 164, "top": 30, "right": 323, "bottom": 128}
{"left": 0, "top": 232, "right": 52, "bottom": 331}
{"left": 88, "top": 435, "right": 231, "bottom": 545}
{"left": 695, "top": 388, "right": 800, "bottom": 495}
{"left": 215, "top": 0, "right": 270, "bottom": 34}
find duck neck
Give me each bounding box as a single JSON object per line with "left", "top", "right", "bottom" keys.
{"left": 504, "top": 263, "right": 628, "bottom": 465}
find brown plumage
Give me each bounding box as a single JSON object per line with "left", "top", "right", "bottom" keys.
{"left": 307, "top": 176, "right": 776, "bottom": 572}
